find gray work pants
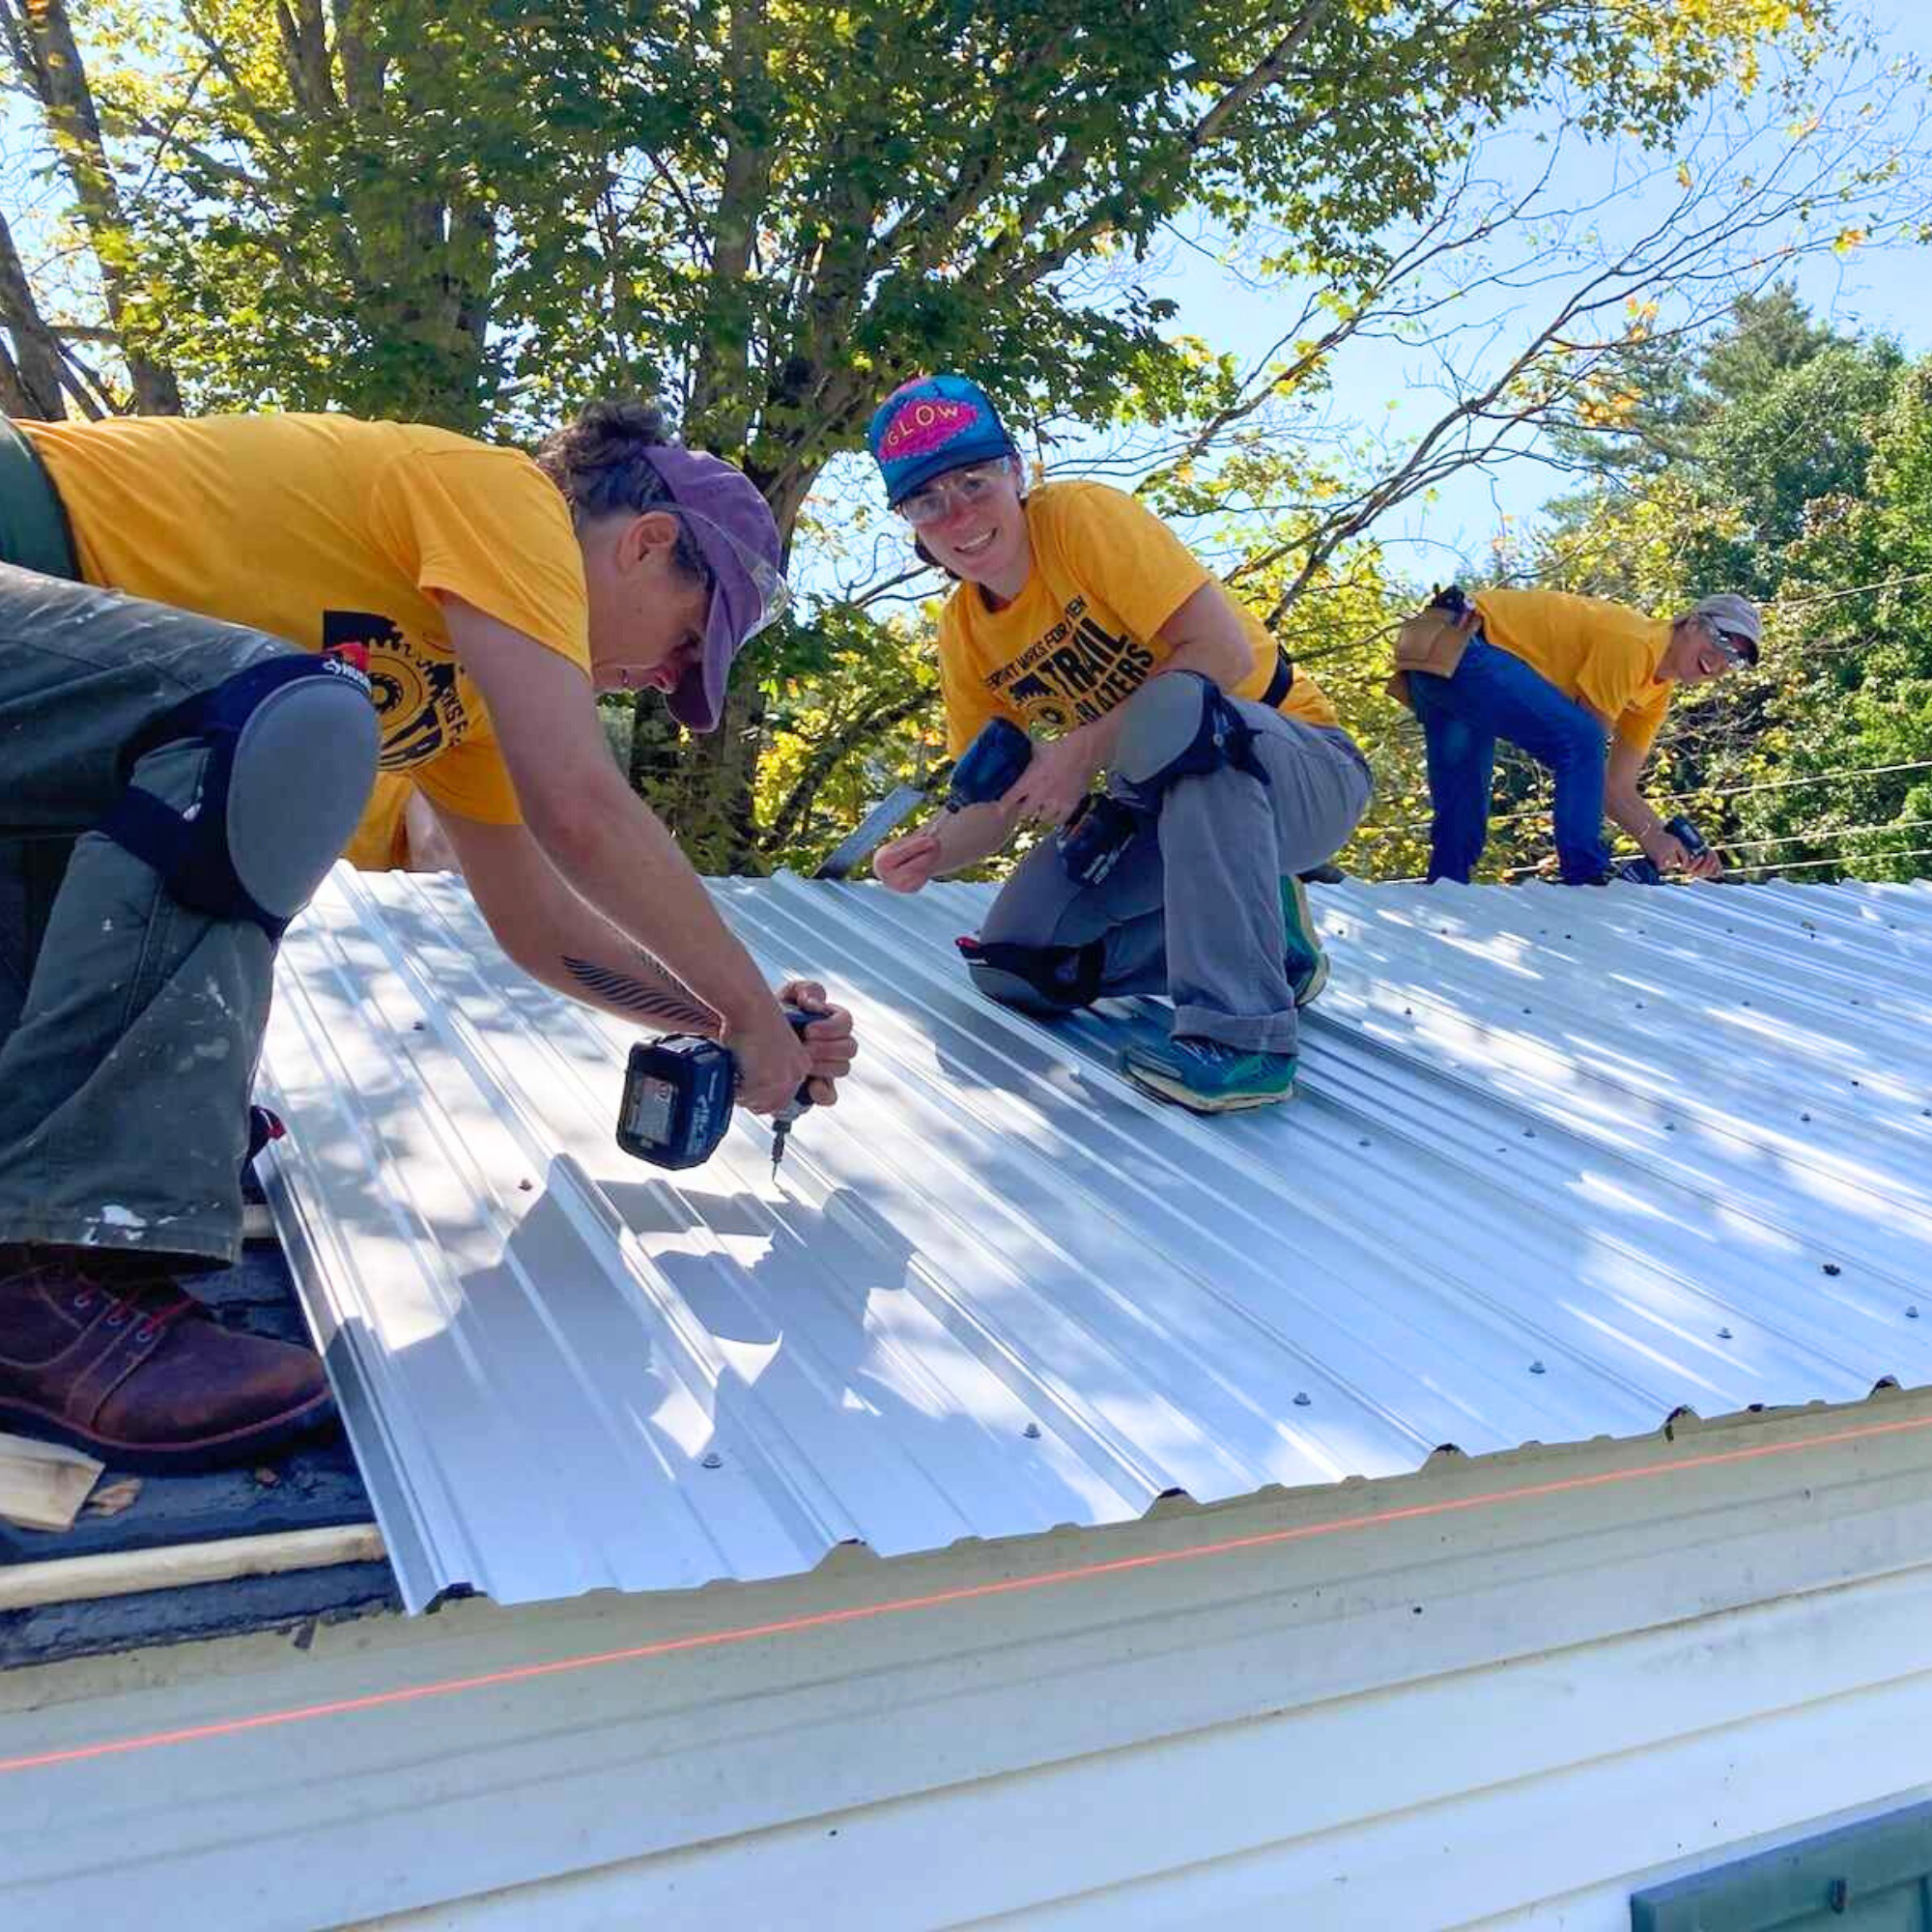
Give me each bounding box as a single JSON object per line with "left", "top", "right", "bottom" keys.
{"left": 0, "top": 563, "right": 309, "bottom": 1266}
{"left": 980, "top": 687, "right": 1373, "bottom": 1055}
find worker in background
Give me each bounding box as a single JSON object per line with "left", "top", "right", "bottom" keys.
{"left": 1390, "top": 585, "right": 1761, "bottom": 885}
{"left": 865, "top": 374, "right": 1372, "bottom": 1115}
{"left": 0, "top": 401, "right": 855, "bottom": 1471}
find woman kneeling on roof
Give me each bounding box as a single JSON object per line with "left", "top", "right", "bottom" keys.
{"left": 866, "top": 374, "right": 1371, "bottom": 1115}
{"left": 0, "top": 400, "right": 856, "bottom": 1470}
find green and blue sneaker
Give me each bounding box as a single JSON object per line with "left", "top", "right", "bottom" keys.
{"left": 1120, "top": 1035, "right": 1298, "bottom": 1114}
{"left": 1283, "top": 873, "right": 1329, "bottom": 1008}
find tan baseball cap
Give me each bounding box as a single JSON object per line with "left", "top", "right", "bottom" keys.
{"left": 1687, "top": 592, "right": 1762, "bottom": 665}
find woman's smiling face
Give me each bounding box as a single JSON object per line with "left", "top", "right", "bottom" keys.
{"left": 898, "top": 459, "right": 1031, "bottom": 594}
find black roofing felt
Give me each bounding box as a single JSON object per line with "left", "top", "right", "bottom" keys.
{"left": 1, "top": 1236, "right": 398, "bottom": 1670}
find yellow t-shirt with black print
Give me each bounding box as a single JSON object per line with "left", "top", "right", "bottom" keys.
{"left": 1471, "top": 587, "right": 1675, "bottom": 754}
{"left": 21, "top": 412, "right": 589, "bottom": 827}
{"left": 934, "top": 479, "right": 1338, "bottom": 757}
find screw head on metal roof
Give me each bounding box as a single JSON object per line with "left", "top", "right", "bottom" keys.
{"left": 1718, "top": 1326, "right": 1733, "bottom": 1340}
{"left": 518, "top": 1179, "right": 533, "bottom": 1192}
{"left": 700, "top": 1451, "right": 724, "bottom": 1469}
{"left": 1528, "top": 1359, "right": 1547, "bottom": 1375}
{"left": 1293, "top": 1391, "right": 1312, "bottom": 1406}
{"left": 412, "top": 1021, "right": 425, "bottom": 1032}
{"left": 1523, "top": 1127, "right": 1537, "bottom": 1138}
{"left": 1823, "top": 1263, "right": 1843, "bottom": 1277}
{"left": 1909, "top": 1306, "right": 1921, "bottom": 1321}
{"left": 1022, "top": 1422, "right": 1042, "bottom": 1439}
{"left": 1801, "top": 1112, "right": 1812, "bottom": 1122}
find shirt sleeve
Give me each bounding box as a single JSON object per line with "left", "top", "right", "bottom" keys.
{"left": 370, "top": 447, "right": 591, "bottom": 671}
{"left": 1037, "top": 483, "right": 1212, "bottom": 642}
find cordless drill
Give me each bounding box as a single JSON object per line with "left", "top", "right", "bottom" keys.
{"left": 1614, "top": 814, "right": 1712, "bottom": 885}
{"left": 949, "top": 716, "right": 1139, "bottom": 887}
{"left": 616, "top": 1008, "right": 815, "bottom": 1175}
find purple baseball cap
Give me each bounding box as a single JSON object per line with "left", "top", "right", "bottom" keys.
{"left": 639, "top": 445, "right": 790, "bottom": 732}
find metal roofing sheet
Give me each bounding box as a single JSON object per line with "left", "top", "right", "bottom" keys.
{"left": 259, "top": 865, "right": 1932, "bottom": 1611}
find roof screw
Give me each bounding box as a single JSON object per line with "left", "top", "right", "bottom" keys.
{"left": 1908, "top": 1306, "right": 1920, "bottom": 1321}
{"left": 1022, "top": 1422, "right": 1042, "bottom": 1439}
{"left": 1718, "top": 1326, "right": 1733, "bottom": 1340}
{"left": 1664, "top": 1122, "right": 1676, "bottom": 1132}
{"left": 1823, "top": 1263, "right": 1842, "bottom": 1277}
{"left": 518, "top": 1178, "right": 533, "bottom": 1192}
{"left": 1852, "top": 1078, "right": 1861, "bottom": 1087}
{"left": 1801, "top": 1112, "right": 1812, "bottom": 1122}
{"left": 1293, "top": 1391, "right": 1312, "bottom": 1407}
{"left": 412, "top": 1020, "right": 425, "bottom": 1032}
{"left": 1523, "top": 1127, "right": 1537, "bottom": 1138}
{"left": 700, "top": 1451, "right": 724, "bottom": 1469}
{"left": 1404, "top": 1006, "right": 1413, "bottom": 1016}
{"left": 1529, "top": 1359, "right": 1547, "bottom": 1376}
{"left": 1358, "top": 1137, "right": 1372, "bottom": 1148}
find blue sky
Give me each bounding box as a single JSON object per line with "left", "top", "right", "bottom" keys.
{"left": 1134, "top": 8, "right": 1932, "bottom": 585}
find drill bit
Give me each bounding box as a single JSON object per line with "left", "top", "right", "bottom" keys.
{"left": 770, "top": 1117, "right": 790, "bottom": 1180}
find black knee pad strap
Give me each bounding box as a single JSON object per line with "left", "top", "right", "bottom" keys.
{"left": 102, "top": 653, "right": 377, "bottom": 938}
{"left": 955, "top": 934, "right": 1105, "bottom": 1012}
{"left": 1115, "top": 672, "right": 1268, "bottom": 799}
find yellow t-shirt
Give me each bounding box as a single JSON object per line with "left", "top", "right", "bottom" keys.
{"left": 1471, "top": 587, "right": 1675, "bottom": 754}
{"left": 935, "top": 480, "right": 1339, "bottom": 756}
{"left": 20, "top": 412, "right": 590, "bottom": 825}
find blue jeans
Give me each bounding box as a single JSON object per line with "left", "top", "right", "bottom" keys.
{"left": 1410, "top": 638, "right": 1611, "bottom": 885}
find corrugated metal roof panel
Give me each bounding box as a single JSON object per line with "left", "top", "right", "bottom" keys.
{"left": 259, "top": 867, "right": 1932, "bottom": 1610}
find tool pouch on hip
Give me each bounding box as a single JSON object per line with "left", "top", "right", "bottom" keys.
{"left": 1387, "top": 606, "right": 1481, "bottom": 711}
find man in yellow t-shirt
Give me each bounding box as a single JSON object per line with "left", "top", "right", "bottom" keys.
{"left": 0, "top": 403, "right": 855, "bottom": 1471}
{"left": 864, "top": 374, "right": 1373, "bottom": 1115}
{"left": 1403, "top": 583, "right": 1761, "bottom": 885}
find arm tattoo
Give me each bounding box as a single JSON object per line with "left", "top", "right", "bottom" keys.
{"left": 560, "top": 952, "right": 720, "bottom": 1032}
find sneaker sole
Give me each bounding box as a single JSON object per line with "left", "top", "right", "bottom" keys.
{"left": 1121, "top": 1065, "right": 1295, "bottom": 1114}
{"left": 0, "top": 1388, "right": 339, "bottom": 1475}
{"left": 1293, "top": 950, "right": 1330, "bottom": 1009}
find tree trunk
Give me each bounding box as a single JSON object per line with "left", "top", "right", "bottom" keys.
{"left": 0, "top": 209, "right": 67, "bottom": 418}
{"left": 10, "top": 0, "right": 183, "bottom": 414}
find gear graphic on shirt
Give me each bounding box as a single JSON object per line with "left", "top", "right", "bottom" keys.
{"left": 324, "top": 609, "right": 462, "bottom": 770}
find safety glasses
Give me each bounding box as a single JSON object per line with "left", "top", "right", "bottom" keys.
{"left": 896, "top": 462, "right": 1016, "bottom": 528}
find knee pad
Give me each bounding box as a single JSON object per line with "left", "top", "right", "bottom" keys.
{"left": 1112, "top": 672, "right": 1266, "bottom": 799}
{"left": 954, "top": 934, "right": 1104, "bottom": 1014}
{"left": 102, "top": 653, "right": 379, "bottom": 937}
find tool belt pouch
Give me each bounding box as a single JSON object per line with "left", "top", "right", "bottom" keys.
{"left": 1387, "top": 607, "right": 1480, "bottom": 711}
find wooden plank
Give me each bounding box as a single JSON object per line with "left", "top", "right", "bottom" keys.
{"left": 0, "top": 1521, "right": 385, "bottom": 1609}
{"left": 0, "top": 1431, "right": 103, "bottom": 1533}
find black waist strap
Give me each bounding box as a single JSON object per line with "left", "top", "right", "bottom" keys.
{"left": 1260, "top": 646, "right": 1294, "bottom": 710}
{"left": 0, "top": 416, "right": 79, "bottom": 580}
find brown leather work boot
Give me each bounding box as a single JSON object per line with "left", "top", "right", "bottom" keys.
{"left": 0, "top": 1247, "right": 335, "bottom": 1471}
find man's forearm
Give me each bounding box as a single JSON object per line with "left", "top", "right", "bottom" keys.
{"left": 1603, "top": 740, "right": 1666, "bottom": 853}
{"left": 544, "top": 942, "right": 721, "bottom": 1035}
{"left": 1605, "top": 789, "right": 1665, "bottom": 849}
{"left": 536, "top": 778, "right": 776, "bottom": 1034}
